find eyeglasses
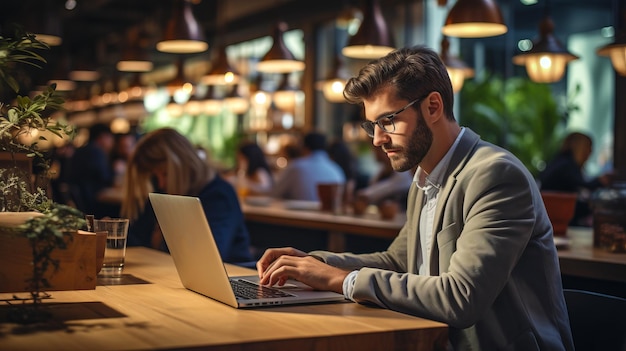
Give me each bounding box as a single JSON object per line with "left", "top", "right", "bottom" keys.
{"left": 360, "top": 95, "right": 426, "bottom": 138}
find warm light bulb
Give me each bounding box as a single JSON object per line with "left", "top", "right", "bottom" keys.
{"left": 110, "top": 117, "right": 131, "bottom": 134}
{"left": 252, "top": 91, "right": 272, "bottom": 109}
{"left": 539, "top": 55, "right": 553, "bottom": 69}
{"left": 446, "top": 67, "right": 465, "bottom": 93}
{"left": 321, "top": 79, "right": 347, "bottom": 103}
{"left": 524, "top": 54, "right": 567, "bottom": 83}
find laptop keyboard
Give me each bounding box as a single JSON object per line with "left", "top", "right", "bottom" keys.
{"left": 230, "top": 279, "right": 296, "bottom": 299}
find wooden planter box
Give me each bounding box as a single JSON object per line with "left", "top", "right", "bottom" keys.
{"left": 0, "top": 212, "right": 102, "bottom": 293}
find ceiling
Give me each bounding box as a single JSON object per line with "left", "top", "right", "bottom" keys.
{"left": 2, "top": 0, "right": 351, "bottom": 70}
{"left": 1, "top": 0, "right": 354, "bottom": 97}
{"left": 0, "top": 0, "right": 621, "bottom": 100}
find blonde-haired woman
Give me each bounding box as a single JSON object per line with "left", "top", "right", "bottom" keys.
{"left": 121, "top": 128, "right": 252, "bottom": 264}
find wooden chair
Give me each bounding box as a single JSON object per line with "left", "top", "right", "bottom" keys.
{"left": 563, "top": 289, "right": 626, "bottom": 351}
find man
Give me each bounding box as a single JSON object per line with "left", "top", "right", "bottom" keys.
{"left": 69, "top": 123, "right": 115, "bottom": 218}
{"left": 269, "top": 132, "right": 345, "bottom": 201}
{"left": 257, "top": 46, "right": 574, "bottom": 350}
{"left": 539, "top": 131, "right": 611, "bottom": 226}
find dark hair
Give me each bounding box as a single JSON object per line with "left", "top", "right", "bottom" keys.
{"left": 327, "top": 140, "right": 356, "bottom": 180}
{"left": 343, "top": 45, "right": 455, "bottom": 121}
{"left": 303, "top": 132, "right": 326, "bottom": 151}
{"left": 88, "top": 123, "right": 112, "bottom": 142}
{"left": 560, "top": 132, "right": 592, "bottom": 153}
{"left": 282, "top": 143, "right": 303, "bottom": 159}
{"left": 239, "top": 141, "right": 271, "bottom": 177}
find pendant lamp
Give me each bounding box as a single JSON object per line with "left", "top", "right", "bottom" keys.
{"left": 166, "top": 58, "right": 194, "bottom": 104}
{"left": 512, "top": 15, "right": 578, "bottom": 83}
{"left": 117, "top": 27, "right": 154, "bottom": 72}
{"left": 25, "top": 0, "right": 63, "bottom": 46}
{"left": 166, "top": 96, "right": 185, "bottom": 117}
{"left": 319, "top": 55, "right": 350, "bottom": 103}
{"left": 184, "top": 88, "right": 205, "bottom": 116}
{"left": 69, "top": 50, "right": 101, "bottom": 82}
{"left": 440, "top": 37, "right": 474, "bottom": 93}
{"left": 201, "top": 85, "right": 224, "bottom": 116}
{"left": 250, "top": 75, "right": 273, "bottom": 113}
{"left": 273, "top": 73, "right": 304, "bottom": 112}
{"left": 224, "top": 85, "right": 250, "bottom": 115}
{"left": 442, "top": 0, "right": 507, "bottom": 38}
{"left": 342, "top": 0, "right": 395, "bottom": 59}
{"left": 156, "top": 0, "right": 208, "bottom": 54}
{"left": 68, "top": 62, "right": 100, "bottom": 82}
{"left": 597, "top": 11, "right": 626, "bottom": 76}
{"left": 256, "top": 22, "right": 305, "bottom": 73}
{"left": 202, "top": 44, "right": 241, "bottom": 85}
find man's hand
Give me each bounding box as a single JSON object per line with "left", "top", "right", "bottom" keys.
{"left": 256, "top": 247, "right": 349, "bottom": 294}
{"left": 256, "top": 247, "right": 308, "bottom": 278}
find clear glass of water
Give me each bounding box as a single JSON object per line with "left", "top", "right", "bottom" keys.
{"left": 93, "top": 218, "right": 130, "bottom": 278}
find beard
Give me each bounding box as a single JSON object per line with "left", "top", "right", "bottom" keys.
{"left": 385, "top": 111, "right": 433, "bottom": 172}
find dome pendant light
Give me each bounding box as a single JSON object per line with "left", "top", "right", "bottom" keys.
{"left": 442, "top": 0, "right": 507, "bottom": 38}
{"left": 440, "top": 37, "right": 474, "bottom": 93}
{"left": 512, "top": 15, "right": 578, "bottom": 83}
{"left": 597, "top": 11, "right": 626, "bottom": 76}
{"left": 117, "top": 27, "right": 154, "bottom": 72}
{"left": 156, "top": 0, "right": 208, "bottom": 54}
{"left": 202, "top": 44, "right": 241, "bottom": 85}
{"left": 342, "top": 0, "right": 395, "bottom": 59}
{"left": 256, "top": 22, "right": 305, "bottom": 74}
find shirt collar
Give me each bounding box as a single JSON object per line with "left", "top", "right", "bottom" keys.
{"left": 414, "top": 127, "right": 466, "bottom": 191}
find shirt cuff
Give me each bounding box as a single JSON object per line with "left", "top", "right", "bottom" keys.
{"left": 342, "top": 270, "right": 359, "bottom": 301}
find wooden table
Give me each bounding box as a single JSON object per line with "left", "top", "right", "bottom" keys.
{"left": 242, "top": 199, "right": 405, "bottom": 252}
{"left": 0, "top": 247, "right": 448, "bottom": 351}
{"left": 559, "top": 227, "right": 626, "bottom": 284}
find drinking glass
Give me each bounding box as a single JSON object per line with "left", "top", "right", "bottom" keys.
{"left": 94, "top": 218, "right": 130, "bottom": 278}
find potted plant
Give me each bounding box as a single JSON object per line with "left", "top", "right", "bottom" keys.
{"left": 0, "top": 25, "right": 92, "bottom": 323}
{"left": 459, "top": 71, "right": 579, "bottom": 177}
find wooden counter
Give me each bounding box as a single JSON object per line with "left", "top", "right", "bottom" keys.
{"left": 559, "top": 227, "right": 626, "bottom": 284}
{"left": 242, "top": 199, "right": 404, "bottom": 252}
{"left": 243, "top": 200, "right": 626, "bottom": 288}
{"left": 0, "top": 247, "right": 448, "bottom": 351}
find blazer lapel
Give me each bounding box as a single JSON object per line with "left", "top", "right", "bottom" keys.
{"left": 428, "top": 128, "right": 481, "bottom": 275}
{"left": 408, "top": 187, "right": 424, "bottom": 274}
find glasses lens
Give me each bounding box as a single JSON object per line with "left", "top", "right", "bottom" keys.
{"left": 379, "top": 117, "right": 394, "bottom": 133}
{"left": 361, "top": 122, "right": 375, "bottom": 137}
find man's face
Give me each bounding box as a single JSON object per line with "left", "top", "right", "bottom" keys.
{"left": 363, "top": 92, "right": 433, "bottom": 172}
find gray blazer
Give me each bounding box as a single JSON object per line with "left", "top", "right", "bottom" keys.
{"left": 311, "top": 129, "right": 574, "bottom": 351}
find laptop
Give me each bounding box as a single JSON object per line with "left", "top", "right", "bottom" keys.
{"left": 148, "top": 193, "right": 347, "bottom": 308}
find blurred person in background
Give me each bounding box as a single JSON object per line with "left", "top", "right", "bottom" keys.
{"left": 327, "top": 139, "right": 358, "bottom": 209}
{"left": 539, "top": 131, "right": 612, "bottom": 227}
{"left": 225, "top": 141, "right": 274, "bottom": 197}
{"left": 49, "top": 142, "right": 76, "bottom": 206}
{"left": 111, "top": 132, "right": 137, "bottom": 188}
{"left": 68, "top": 123, "right": 115, "bottom": 218}
{"left": 120, "top": 128, "right": 253, "bottom": 265}
{"left": 269, "top": 131, "right": 345, "bottom": 201}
